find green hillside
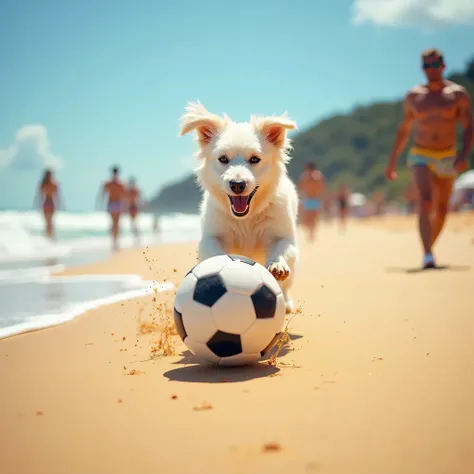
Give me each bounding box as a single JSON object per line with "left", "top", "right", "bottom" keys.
{"left": 149, "top": 58, "right": 474, "bottom": 215}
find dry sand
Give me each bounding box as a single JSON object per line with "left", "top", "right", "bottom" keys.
{"left": 1, "top": 214, "right": 474, "bottom": 474}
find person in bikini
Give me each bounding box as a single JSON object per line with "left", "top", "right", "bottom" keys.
{"left": 97, "top": 166, "right": 127, "bottom": 250}
{"left": 386, "top": 48, "right": 473, "bottom": 269}
{"left": 298, "top": 162, "right": 326, "bottom": 241}
{"left": 35, "top": 168, "right": 62, "bottom": 240}
{"left": 126, "top": 177, "right": 141, "bottom": 237}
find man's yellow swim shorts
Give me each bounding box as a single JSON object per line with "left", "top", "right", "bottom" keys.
{"left": 407, "top": 146, "right": 457, "bottom": 179}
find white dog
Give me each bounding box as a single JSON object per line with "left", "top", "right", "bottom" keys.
{"left": 179, "top": 102, "right": 299, "bottom": 313}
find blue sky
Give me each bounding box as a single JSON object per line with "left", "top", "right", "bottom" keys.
{"left": 1, "top": 0, "right": 474, "bottom": 211}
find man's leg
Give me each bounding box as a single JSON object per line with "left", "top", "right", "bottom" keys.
{"left": 431, "top": 175, "right": 454, "bottom": 247}
{"left": 412, "top": 166, "right": 435, "bottom": 266}
{"left": 308, "top": 211, "right": 318, "bottom": 241}
{"left": 111, "top": 213, "right": 120, "bottom": 250}
{"left": 301, "top": 208, "right": 312, "bottom": 241}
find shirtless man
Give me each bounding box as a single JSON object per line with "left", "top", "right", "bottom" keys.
{"left": 298, "top": 162, "right": 326, "bottom": 241}
{"left": 97, "top": 166, "right": 127, "bottom": 250}
{"left": 386, "top": 48, "right": 473, "bottom": 269}
{"left": 126, "top": 177, "right": 141, "bottom": 237}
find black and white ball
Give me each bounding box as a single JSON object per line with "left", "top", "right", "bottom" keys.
{"left": 173, "top": 254, "right": 285, "bottom": 367}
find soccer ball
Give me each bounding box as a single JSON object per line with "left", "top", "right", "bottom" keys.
{"left": 173, "top": 254, "right": 286, "bottom": 367}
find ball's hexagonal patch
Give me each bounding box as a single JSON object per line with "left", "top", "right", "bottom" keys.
{"left": 181, "top": 303, "right": 218, "bottom": 344}
{"left": 192, "top": 255, "right": 233, "bottom": 279}
{"left": 212, "top": 291, "right": 256, "bottom": 334}
{"left": 207, "top": 330, "right": 242, "bottom": 358}
{"left": 193, "top": 274, "right": 227, "bottom": 307}
{"left": 173, "top": 308, "right": 187, "bottom": 341}
{"left": 219, "top": 352, "right": 260, "bottom": 367}
{"left": 185, "top": 338, "right": 220, "bottom": 365}
{"left": 260, "top": 332, "right": 284, "bottom": 357}
{"left": 228, "top": 254, "right": 256, "bottom": 266}
{"left": 251, "top": 284, "right": 277, "bottom": 319}
{"left": 240, "top": 318, "right": 279, "bottom": 354}
{"left": 218, "top": 260, "right": 262, "bottom": 296}
{"left": 174, "top": 272, "right": 198, "bottom": 313}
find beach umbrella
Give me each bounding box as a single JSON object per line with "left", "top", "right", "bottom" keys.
{"left": 350, "top": 192, "right": 366, "bottom": 207}
{"left": 454, "top": 170, "right": 474, "bottom": 190}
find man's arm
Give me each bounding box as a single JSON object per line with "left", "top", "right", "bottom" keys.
{"left": 458, "top": 89, "right": 473, "bottom": 162}
{"left": 387, "top": 93, "right": 415, "bottom": 171}
{"left": 120, "top": 183, "right": 128, "bottom": 205}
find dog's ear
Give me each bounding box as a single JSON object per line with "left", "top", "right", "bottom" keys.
{"left": 252, "top": 113, "right": 297, "bottom": 149}
{"left": 179, "top": 101, "right": 226, "bottom": 147}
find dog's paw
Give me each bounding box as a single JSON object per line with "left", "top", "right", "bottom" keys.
{"left": 267, "top": 261, "right": 291, "bottom": 281}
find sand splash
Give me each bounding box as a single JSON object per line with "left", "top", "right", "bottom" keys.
{"left": 138, "top": 247, "right": 179, "bottom": 357}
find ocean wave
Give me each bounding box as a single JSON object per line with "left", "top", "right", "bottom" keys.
{"left": 0, "top": 210, "right": 201, "bottom": 264}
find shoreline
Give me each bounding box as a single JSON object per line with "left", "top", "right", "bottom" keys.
{"left": 0, "top": 240, "right": 197, "bottom": 342}
{"left": 0, "top": 229, "right": 199, "bottom": 341}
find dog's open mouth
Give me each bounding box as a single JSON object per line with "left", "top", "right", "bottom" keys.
{"left": 228, "top": 186, "right": 259, "bottom": 217}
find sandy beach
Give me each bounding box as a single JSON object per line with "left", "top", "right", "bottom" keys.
{"left": 1, "top": 214, "right": 473, "bottom": 474}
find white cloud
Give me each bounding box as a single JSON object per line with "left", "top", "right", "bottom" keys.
{"left": 0, "top": 124, "right": 64, "bottom": 171}
{"left": 352, "top": 0, "right": 474, "bottom": 28}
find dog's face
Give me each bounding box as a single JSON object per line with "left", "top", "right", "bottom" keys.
{"left": 179, "top": 102, "right": 297, "bottom": 219}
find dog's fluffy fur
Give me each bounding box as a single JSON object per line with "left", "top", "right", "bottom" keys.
{"left": 179, "top": 101, "right": 299, "bottom": 313}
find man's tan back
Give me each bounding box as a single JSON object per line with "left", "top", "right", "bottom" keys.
{"left": 104, "top": 180, "right": 126, "bottom": 202}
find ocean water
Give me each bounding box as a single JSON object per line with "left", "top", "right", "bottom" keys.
{"left": 0, "top": 210, "right": 201, "bottom": 339}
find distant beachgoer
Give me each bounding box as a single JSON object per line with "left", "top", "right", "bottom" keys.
{"left": 385, "top": 48, "right": 473, "bottom": 269}
{"left": 97, "top": 166, "right": 127, "bottom": 250}
{"left": 336, "top": 184, "right": 350, "bottom": 233}
{"left": 298, "top": 162, "right": 326, "bottom": 241}
{"left": 35, "top": 169, "right": 61, "bottom": 240}
{"left": 126, "top": 177, "right": 142, "bottom": 236}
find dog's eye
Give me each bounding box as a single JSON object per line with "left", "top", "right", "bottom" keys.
{"left": 249, "top": 156, "right": 261, "bottom": 164}
{"left": 218, "top": 155, "right": 229, "bottom": 164}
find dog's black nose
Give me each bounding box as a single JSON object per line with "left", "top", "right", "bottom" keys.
{"left": 229, "top": 179, "right": 246, "bottom": 195}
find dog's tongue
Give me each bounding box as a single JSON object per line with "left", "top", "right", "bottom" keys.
{"left": 231, "top": 196, "right": 249, "bottom": 213}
